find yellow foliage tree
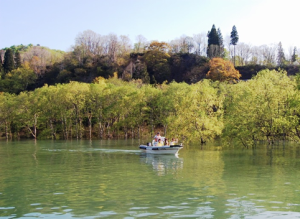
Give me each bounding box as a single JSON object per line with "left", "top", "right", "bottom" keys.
{"left": 206, "top": 58, "right": 241, "bottom": 82}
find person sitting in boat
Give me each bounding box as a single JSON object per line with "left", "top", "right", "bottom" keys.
{"left": 164, "top": 138, "right": 169, "bottom": 146}
{"left": 157, "top": 139, "right": 164, "bottom": 146}
{"left": 170, "top": 138, "right": 175, "bottom": 145}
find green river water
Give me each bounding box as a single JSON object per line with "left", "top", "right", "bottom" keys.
{"left": 1, "top": 140, "right": 300, "bottom": 218}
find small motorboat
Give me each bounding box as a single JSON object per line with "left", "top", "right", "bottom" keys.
{"left": 139, "top": 144, "right": 183, "bottom": 154}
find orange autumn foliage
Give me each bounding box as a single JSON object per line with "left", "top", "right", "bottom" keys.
{"left": 206, "top": 58, "right": 241, "bottom": 82}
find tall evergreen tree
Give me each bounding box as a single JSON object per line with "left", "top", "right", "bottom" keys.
{"left": 3, "top": 48, "right": 15, "bottom": 73}
{"left": 277, "top": 42, "right": 285, "bottom": 66}
{"left": 230, "top": 25, "right": 239, "bottom": 66}
{"left": 207, "top": 25, "right": 219, "bottom": 46}
{"left": 207, "top": 25, "right": 220, "bottom": 58}
{"left": 292, "top": 47, "right": 297, "bottom": 63}
{"left": 14, "top": 50, "right": 22, "bottom": 68}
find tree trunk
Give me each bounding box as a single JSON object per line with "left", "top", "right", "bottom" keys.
{"left": 5, "top": 121, "right": 9, "bottom": 140}
{"left": 98, "top": 111, "right": 103, "bottom": 139}
{"left": 76, "top": 113, "right": 78, "bottom": 140}
{"left": 98, "top": 121, "right": 103, "bottom": 139}
{"left": 61, "top": 117, "right": 65, "bottom": 139}
{"left": 64, "top": 117, "right": 68, "bottom": 140}
{"left": 74, "top": 104, "right": 79, "bottom": 139}
{"left": 88, "top": 114, "right": 92, "bottom": 140}
{"left": 27, "top": 114, "right": 37, "bottom": 139}
{"left": 164, "top": 124, "right": 167, "bottom": 137}
{"left": 70, "top": 120, "right": 72, "bottom": 139}
{"left": 131, "top": 127, "right": 134, "bottom": 139}
{"left": 79, "top": 118, "right": 82, "bottom": 139}
{"left": 150, "top": 109, "right": 154, "bottom": 136}
{"left": 49, "top": 119, "right": 56, "bottom": 140}
{"left": 124, "top": 126, "right": 127, "bottom": 139}
{"left": 34, "top": 113, "right": 37, "bottom": 139}
{"left": 107, "top": 121, "right": 111, "bottom": 138}
{"left": 27, "top": 125, "right": 36, "bottom": 139}
{"left": 151, "top": 120, "right": 154, "bottom": 136}
{"left": 234, "top": 45, "right": 236, "bottom": 66}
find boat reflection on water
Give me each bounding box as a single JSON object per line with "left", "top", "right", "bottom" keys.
{"left": 140, "top": 154, "right": 184, "bottom": 176}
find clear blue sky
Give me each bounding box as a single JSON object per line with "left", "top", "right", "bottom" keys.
{"left": 1, "top": 0, "right": 299, "bottom": 51}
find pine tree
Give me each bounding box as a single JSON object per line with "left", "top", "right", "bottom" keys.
{"left": 207, "top": 25, "right": 219, "bottom": 46}
{"left": 277, "top": 42, "right": 285, "bottom": 66}
{"left": 3, "top": 48, "right": 15, "bottom": 73}
{"left": 14, "top": 50, "right": 22, "bottom": 68}
{"left": 230, "top": 25, "right": 239, "bottom": 66}
{"left": 292, "top": 47, "right": 297, "bottom": 63}
{"left": 207, "top": 25, "right": 221, "bottom": 58}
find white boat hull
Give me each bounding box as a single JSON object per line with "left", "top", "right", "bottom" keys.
{"left": 139, "top": 145, "right": 183, "bottom": 154}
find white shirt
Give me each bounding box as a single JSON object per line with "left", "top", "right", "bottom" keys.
{"left": 154, "top": 135, "right": 162, "bottom": 141}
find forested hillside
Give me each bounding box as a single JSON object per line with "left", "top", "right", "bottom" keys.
{"left": 1, "top": 26, "right": 300, "bottom": 94}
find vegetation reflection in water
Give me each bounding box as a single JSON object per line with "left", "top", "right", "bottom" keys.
{"left": 1, "top": 140, "right": 300, "bottom": 218}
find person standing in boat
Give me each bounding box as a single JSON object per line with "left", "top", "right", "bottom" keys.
{"left": 154, "top": 132, "right": 162, "bottom": 142}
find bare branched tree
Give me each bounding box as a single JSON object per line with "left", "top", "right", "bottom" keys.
{"left": 134, "top": 35, "right": 147, "bottom": 53}
{"left": 193, "top": 33, "right": 207, "bottom": 56}
{"left": 75, "top": 30, "right": 102, "bottom": 56}
{"left": 260, "top": 44, "right": 276, "bottom": 66}
{"left": 119, "top": 35, "right": 132, "bottom": 56}
{"left": 235, "top": 43, "right": 252, "bottom": 65}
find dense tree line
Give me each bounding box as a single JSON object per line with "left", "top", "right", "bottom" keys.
{"left": 223, "top": 69, "right": 300, "bottom": 146}
{"left": 0, "top": 77, "right": 222, "bottom": 142}
{"left": 1, "top": 70, "right": 300, "bottom": 147}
